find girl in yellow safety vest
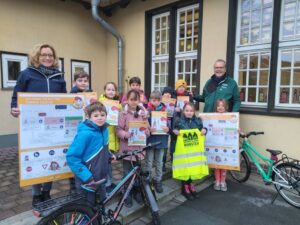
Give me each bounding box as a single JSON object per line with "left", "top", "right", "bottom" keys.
{"left": 173, "top": 103, "right": 207, "bottom": 200}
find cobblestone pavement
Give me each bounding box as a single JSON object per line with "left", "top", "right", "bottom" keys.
{"left": 0, "top": 146, "right": 124, "bottom": 221}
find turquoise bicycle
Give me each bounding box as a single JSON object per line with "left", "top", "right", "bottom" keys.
{"left": 229, "top": 131, "right": 300, "bottom": 208}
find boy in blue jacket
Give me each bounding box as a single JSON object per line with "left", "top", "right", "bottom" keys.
{"left": 67, "top": 101, "right": 111, "bottom": 204}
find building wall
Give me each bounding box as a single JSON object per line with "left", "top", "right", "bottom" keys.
{"left": 0, "top": 0, "right": 108, "bottom": 135}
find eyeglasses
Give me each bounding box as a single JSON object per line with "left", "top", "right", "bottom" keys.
{"left": 40, "top": 54, "right": 54, "bottom": 58}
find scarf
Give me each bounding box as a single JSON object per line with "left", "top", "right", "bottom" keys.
{"left": 37, "top": 65, "right": 59, "bottom": 76}
{"left": 207, "top": 73, "right": 227, "bottom": 93}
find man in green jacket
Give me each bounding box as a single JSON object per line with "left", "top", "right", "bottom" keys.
{"left": 194, "top": 59, "right": 241, "bottom": 112}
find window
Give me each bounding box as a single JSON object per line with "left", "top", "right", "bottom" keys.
{"left": 235, "top": 0, "right": 273, "bottom": 107}
{"left": 151, "top": 13, "right": 170, "bottom": 92}
{"left": 276, "top": 0, "right": 300, "bottom": 108}
{"left": 229, "top": 0, "right": 300, "bottom": 114}
{"left": 146, "top": 1, "right": 201, "bottom": 96}
{"left": 175, "top": 5, "right": 199, "bottom": 93}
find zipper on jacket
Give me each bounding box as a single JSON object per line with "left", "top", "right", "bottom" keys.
{"left": 29, "top": 67, "right": 64, "bottom": 93}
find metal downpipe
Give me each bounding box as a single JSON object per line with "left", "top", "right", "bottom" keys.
{"left": 91, "top": 0, "right": 124, "bottom": 93}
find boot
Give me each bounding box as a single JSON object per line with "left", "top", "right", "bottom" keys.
{"left": 42, "top": 190, "right": 51, "bottom": 201}
{"left": 154, "top": 180, "right": 164, "bottom": 193}
{"left": 182, "top": 184, "right": 193, "bottom": 200}
{"left": 32, "top": 195, "right": 43, "bottom": 207}
{"left": 189, "top": 183, "right": 200, "bottom": 198}
{"left": 133, "top": 191, "right": 144, "bottom": 205}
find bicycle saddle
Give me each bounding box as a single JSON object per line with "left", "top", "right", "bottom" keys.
{"left": 266, "top": 149, "right": 282, "bottom": 156}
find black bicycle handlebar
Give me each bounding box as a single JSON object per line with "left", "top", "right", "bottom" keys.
{"left": 240, "top": 131, "right": 264, "bottom": 138}
{"left": 116, "top": 141, "right": 161, "bottom": 160}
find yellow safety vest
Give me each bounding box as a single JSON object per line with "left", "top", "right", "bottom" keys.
{"left": 172, "top": 129, "right": 209, "bottom": 181}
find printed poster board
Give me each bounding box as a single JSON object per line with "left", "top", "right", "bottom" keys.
{"left": 198, "top": 113, "right": 240, "bottom": 171}
{"left": 176, "top": 96, "right": 189, "bottom": 110}
{"left": 128, "top": 121, "right": 148, "bottom": 146}
{"left": 162, "top": 97, "right": 176, "bottom": 117}
{"left": 102, "top": 99, "right": 120, "bottom": 126}
{"left": 18, "top": 93, "right": 86, "bottom": 187}
{"left": 151, "top": 111, "right": 168, "bottom": 135}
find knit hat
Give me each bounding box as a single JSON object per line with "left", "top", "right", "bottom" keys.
{"left": 162, "top": 86, "right": 175, "bottom": 97}
{"left": 175, "top": 79, "right": 187, "bottom": 90}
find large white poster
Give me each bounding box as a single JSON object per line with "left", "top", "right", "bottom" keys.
{"left": 18, "top": 93, "right": 86, "bottom": 186}
{"left": 198, "top": 113, "right": 240, "bottom": 171}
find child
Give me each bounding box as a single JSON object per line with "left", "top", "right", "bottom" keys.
{"left": 99, "top": 82, "right": 121, "bottom": 193}
{"left": 121, "top": 76, "right": 148, "bottom": 107}
{"left": 69, "top": 71, "right": 93, "bottom": 193}
{"left": 170, "top": 80, "right": 193, "bottom": 160}
{"left": 161, "top": 86, "right": 176, "bottom": 171}
{"left": 117, "top": 90, "right": 150, "bottom": 208}
{"left": 173, "top": 103, "right": 207, "bottom": 200}
{"left": 67, "top": 102, "right": 111, "bottom": 205}
{"left": 213, "top": 99, "right": 229, "bottom": 192}
{"left": 70, "top": 71, "right": 93, "bottom": 93}
{"left": 146, "top": 90, "right": 170, "bottom": 193}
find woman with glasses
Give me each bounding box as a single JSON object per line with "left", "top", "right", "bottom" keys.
{"left": 10, "top": 43, "right": 66, "bottom": 207}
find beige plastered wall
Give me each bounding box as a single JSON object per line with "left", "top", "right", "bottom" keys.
{"left": 106, "top": 0, "right": 299, "bottom": 159}
{"left": 0, "top": 0, "right": 109, "bottom": 135}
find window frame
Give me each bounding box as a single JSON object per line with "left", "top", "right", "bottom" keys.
{"left": 145, "top": 0, "right": 202, "bottom": 98}
{"left": 227, "top": 0, "right": 300, "bottom": 117}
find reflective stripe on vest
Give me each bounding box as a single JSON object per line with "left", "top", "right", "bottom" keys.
{"left": 173, "top": 161, "right": 207, "bottom": 169}
{"left": 173, "top": 152, "right": 205, "bottom": 160}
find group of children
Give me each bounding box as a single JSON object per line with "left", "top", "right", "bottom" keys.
{"left": 66, "top": 72, "right": 230, "bottom": 208}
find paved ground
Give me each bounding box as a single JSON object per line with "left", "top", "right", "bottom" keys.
{"left": 0, "top": 146, "right": 124, "bottom": 220}
{"left": 160, "top": 176, "right": 300, "bottom": 225}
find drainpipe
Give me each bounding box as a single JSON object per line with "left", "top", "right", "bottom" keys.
{"left": 91, "top": 0, "right": 124, "bottom": 94}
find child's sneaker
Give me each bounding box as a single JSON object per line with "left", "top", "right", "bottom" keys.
{"left": 182, "top": 184, "right": 194, "bottom": 200}
{"left": 213, "top": 181, "right": 221, "bottom": 191}
{"left": 220, "top": 182, "right": 227, "bottom": 192}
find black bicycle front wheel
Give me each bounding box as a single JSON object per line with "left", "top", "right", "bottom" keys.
{"left": 229, "top": 150, "right": 251, "bottom": 183}
{"left": 272, "top": 162, "right": 300, "bottom": 208}
{"left": 37, "top": 204, "right": 101, "bottom": 225}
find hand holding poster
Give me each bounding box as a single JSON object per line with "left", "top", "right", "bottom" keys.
{"left": 176, "top": 96, "right": 189, "bottom": 110}
{"left": 102, "top": 99, "right": 120, "bottom": 126}
{"left": 198, "top": 113, "right": 240, "bottom": 171}
{"left": 128, "top": 121, "right": 148, "bottom": 146}
{"left": 18, "top": 93, "right": 86, "bottom": 187}
{"left": 162, "top": 97, "right": 176, "bottom": 117}
{"left": 151, "top": 111, "right": 168, "bottom": 135}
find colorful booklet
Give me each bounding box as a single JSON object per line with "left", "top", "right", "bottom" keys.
{"left": 162, "top": 97, "right": 176, "bottom": 117}
{"left": 151, "top": 111, "right": 168, "bottom": 135}
{"left": 102, "top": 99, "right": 120, "bottom": 126}
{"left": 128, "top": 121, "right": 148, "bottom": 146}
{"left": 176, "top": 96, "right": 190, "bottom": 110}
{"left": 79, "top": 92, "right": 98, "bottom": 107}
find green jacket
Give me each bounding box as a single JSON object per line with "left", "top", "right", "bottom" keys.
{"left": 194, "top": 75, "right": 241, "bottom": 112}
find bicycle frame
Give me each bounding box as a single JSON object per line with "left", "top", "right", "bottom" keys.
{"left": 242, "top": 138, "right": 274, "bottom": 182}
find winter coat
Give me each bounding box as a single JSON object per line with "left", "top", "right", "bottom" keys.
{"left": 66, "top": 120, "right": 110, "bottom": 183}
{"left": 147, "top": 102, "right": 170, "bottom": 149}
{"left": 174, "top": 115, "right": 204, "bottom": 131}
{"left": 116, "top": 104, "right": 150, "bottom": 161}
{"left": 99, "top": 94, "right": 121, "bottom": 152}
{"left": 11, "top": 67, "right": 66, "bottom": 108}
{"left": 70, "top": 86, "right": 93, "bottom": 93}
{"left": 194, "top": 74, "right": 240, "bottom": 112}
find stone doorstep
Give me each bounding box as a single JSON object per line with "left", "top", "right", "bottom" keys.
{"left": 0, "top": 176, "right": 214, "bottom": 225}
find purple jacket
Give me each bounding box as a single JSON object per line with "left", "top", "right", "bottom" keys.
{"left": 116, "top": 105, "right": 150, "bottom": 161}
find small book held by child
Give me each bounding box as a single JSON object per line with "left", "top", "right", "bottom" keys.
{"left": 162, "top": 97, "right": 176, "bottom": 117}
{"left": 151, "top": 111, "right": 168, "bottom": 135}
{"left": 128, "top": 121, "right": 148, "bottom": 146}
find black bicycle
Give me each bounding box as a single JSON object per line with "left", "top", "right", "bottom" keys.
{"left": 33, "top": 142, "right": 162, "bottom": 225}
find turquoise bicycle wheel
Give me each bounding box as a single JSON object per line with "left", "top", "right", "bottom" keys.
{"left": 229, "top": 150, "right": 251, "bottom": 183}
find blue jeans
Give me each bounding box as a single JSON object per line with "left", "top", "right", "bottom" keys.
{"left": 144, "top": 148, "right": 164, "bottom": 182}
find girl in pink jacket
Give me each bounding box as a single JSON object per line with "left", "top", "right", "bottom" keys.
{"left": 117, "top": 90, "right": 150, "bottom": 208}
